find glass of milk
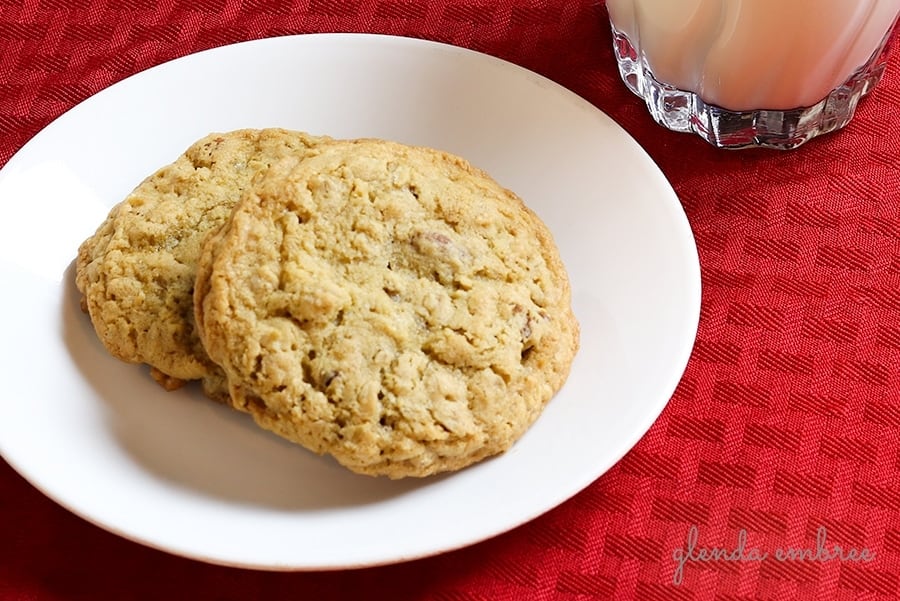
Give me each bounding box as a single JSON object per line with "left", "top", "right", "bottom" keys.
{"left": 607, "top": 0, "right": 900, "bottom": 149}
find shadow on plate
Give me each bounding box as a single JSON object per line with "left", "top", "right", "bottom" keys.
{"left": 60, "top": 261, "right": 443, "bottom": 511}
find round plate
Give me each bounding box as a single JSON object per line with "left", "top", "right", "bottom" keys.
{"left": 0, "top": 33, "right": 700, "bottom": 570}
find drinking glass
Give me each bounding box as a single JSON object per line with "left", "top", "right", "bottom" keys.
{"left": 607, "top": 0, "right": 900, "bottom": 149}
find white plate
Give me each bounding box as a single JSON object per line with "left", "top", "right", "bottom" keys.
{"left": 0, "top": 34, "right": 700, "bottom": 570}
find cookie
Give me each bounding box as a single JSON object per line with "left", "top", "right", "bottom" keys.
{"left": 195, "top": 139, "right": 579, "bottom": 478}
{"left": 75, "top": 128, "right": 330, "bottom": 396}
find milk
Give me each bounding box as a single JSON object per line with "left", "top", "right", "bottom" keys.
{"left": 607, "top": 0, "right": 900, "bottom": 111}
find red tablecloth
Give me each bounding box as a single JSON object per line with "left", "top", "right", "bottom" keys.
{"left": 2, "top": 2, "right": 899, "bottom": 599}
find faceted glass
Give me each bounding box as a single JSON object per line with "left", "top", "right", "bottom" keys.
{"left": 607, "top": 0, "right": 900, "bottom": 149}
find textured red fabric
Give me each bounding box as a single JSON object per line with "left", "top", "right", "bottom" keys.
{"left": 2, "top": 1, "right": 899, "bottom": 600}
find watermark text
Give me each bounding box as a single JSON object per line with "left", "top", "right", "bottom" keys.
{"left": 672, "top": 525, "right": 875, "bottom": 585}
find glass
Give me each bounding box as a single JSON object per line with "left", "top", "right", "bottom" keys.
{"left": 607, "top": 0, "right": 900, "bottom": 149}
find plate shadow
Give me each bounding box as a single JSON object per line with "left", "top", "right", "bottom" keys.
{"left": 61, "top": 261, "right": 444, "bottom": 511}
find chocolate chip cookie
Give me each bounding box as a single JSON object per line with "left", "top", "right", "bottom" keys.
{"left": 194, "top": 139, "right": 579, "bottom": 477}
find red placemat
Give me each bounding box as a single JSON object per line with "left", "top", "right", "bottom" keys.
{"left": 2, "top": 1, "right": 899, "bottom": 599}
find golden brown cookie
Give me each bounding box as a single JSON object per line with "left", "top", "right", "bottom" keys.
{"left": 195, "top": 139, "right": 579, "bottom": 478}
{"left": 75, "top": 128, "right": 330, "bottom": 396}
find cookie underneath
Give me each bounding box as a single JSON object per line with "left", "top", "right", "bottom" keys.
{"left": 75, "top": 128, "right": 331, "bottom": 396}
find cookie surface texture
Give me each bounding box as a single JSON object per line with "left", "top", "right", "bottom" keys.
{"left": 75, "top": 128, "right": 328, "bottom": 394}
{"left": 196, "top": 140, "right": 579, "bottom": 478}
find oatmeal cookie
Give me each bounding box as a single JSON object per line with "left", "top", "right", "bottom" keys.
{"left": 75, "top": 128, "right": 330, "bottom": 396}
{"left": 195, "top": 139, "right": 579, "bottom": 478}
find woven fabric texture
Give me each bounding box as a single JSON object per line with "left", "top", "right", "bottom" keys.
{"left": 1, "top": 1, "right": 899, "bottom": 599}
